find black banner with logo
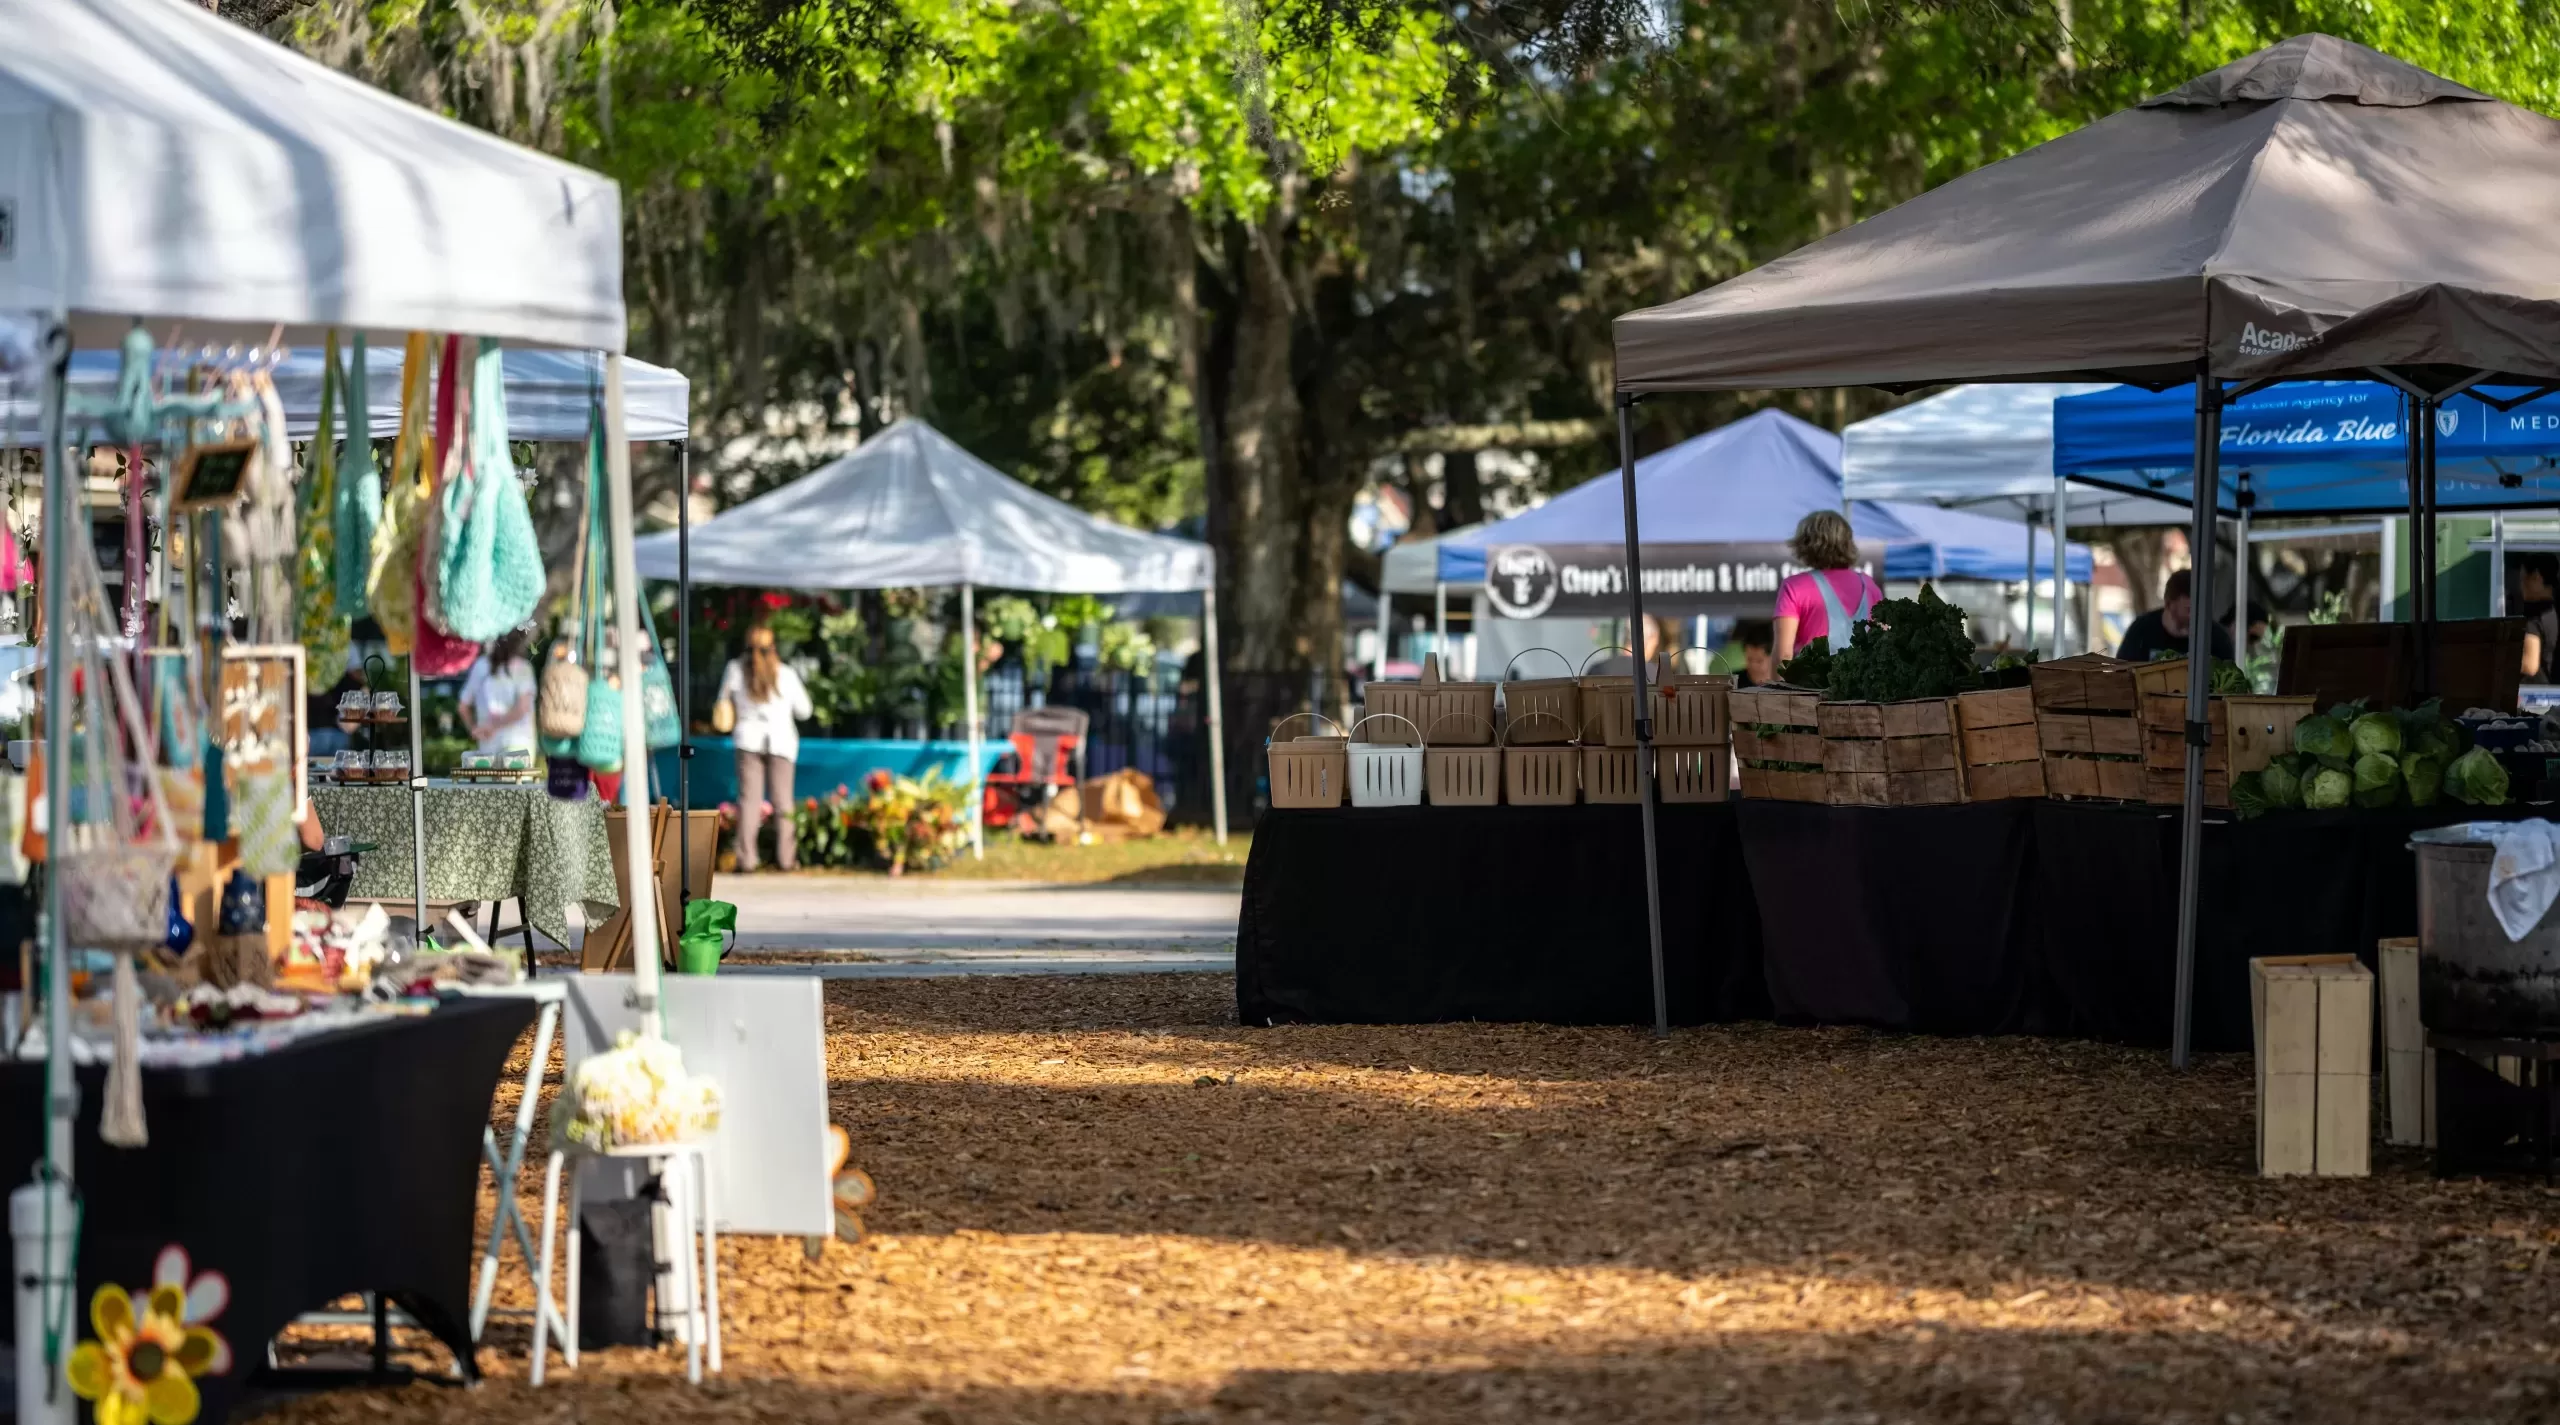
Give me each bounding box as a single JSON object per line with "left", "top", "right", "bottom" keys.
{"left": 1482, "top": 541, "right": 1886, "bottom": 619}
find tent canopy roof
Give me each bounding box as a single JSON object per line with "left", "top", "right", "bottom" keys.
{"left": 1840, "top": 383, "right": 2190, "bottom": 526}
{"left": 634, "top": 418, "right": 1213, "bottom": 593}
{"left": 1613, "top": 35, "right": 2560, "bottom": 394}
{"left": 0, "top": 0, "right": 624, "bottom": 351}
{"left": 1431, "top": 409, "right": 2087, "bottom": 585}
{"left": 1, "top": 344, "right": 687, "bottom": 444}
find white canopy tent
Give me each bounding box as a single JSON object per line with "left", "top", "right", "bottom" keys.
{"left": 1842, "top": 384, "right": 2189, "bottom": 655}
{"left": 1, "top": 4, "right": 657, "bottom": 1388}
{"left": 635, "top": 417, "right": 1228, "bottom": 847}
{"left": 0, "top": 346, "right": 688, "bottom": 442}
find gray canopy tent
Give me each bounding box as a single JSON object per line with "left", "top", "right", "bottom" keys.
{"left": 1609, "top": 35, "right": 2560, "bottom": 1058}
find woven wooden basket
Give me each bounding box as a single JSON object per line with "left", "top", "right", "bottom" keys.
{"left": 1265, "top": 712, "right": 1348, "bottom": 810}
{"left": 1364, "top": 654, "right": 1494, "bottom": 748}
{"left": 1501, "top": 710, "right": 1578, "bottom": 805}
{"left": 1424, "top": 711, "right": 1501, "bottom": 806}
{"left": 1499, "top": 649, "right": 1579, "bottom": 747}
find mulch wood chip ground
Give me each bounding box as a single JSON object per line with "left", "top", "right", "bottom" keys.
{"left": 274, "top": 973, "right": 2560, "bottom": 1423}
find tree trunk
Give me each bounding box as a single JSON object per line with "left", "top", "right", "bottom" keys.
{"left": 1442, "top": 448, "right": 1485, "bottom": 528}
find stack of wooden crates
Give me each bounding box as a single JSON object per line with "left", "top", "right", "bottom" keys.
{"left": 2029, "top": 653, "right": 2146, "bottom": 800}
{"left": 1730, "top": 687, "right": 1824, "bottom": 802}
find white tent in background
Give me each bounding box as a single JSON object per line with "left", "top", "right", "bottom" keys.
{"left": 0, "top": 0, "right": 624, "bottom": 351}
{"left": 634, "top": 418, "right": 1229, "bottom": 846}
{"left": 1842, "top": 383, "right": 2188, "bottom": 655}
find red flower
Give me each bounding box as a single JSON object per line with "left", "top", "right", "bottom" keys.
{"left": 865, "top": 769, "right": 892, "bottom": 792}
{"left": 760, "top": 591, "right": 790, "bottom": 609}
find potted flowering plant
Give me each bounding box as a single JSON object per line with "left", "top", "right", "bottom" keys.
{"left": 848, "top": 768, "right": 972, "bottom": 875}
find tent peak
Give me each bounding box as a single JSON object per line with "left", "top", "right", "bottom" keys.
{"left": 2142, "top": 34, "right": 2489, "bottom": 110}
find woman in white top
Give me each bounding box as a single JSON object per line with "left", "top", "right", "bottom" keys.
{"left": 717, "top": 621, "right": 815, "bottom": 872}
{"left": 458, "top": 630, "right": 538, "bottom": 755}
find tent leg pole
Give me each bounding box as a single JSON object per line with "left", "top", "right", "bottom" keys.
{"left": 2173, "top": 368, "right": 2223, "bottom": 1071}
{"left": 962, "top": 582, "right": 982, "bottom": 861}
{"left": 1374, "top": 581, "right": 1390, "bottom": 687}
{"left": 1615, "top": 396, "right": 1668, "bottom": 1038}
{"left": 2235, "top": 499, "right": 2251, "bottom": 663}
{"left": 2421, "top": 396, "right": 2440, "bottom": 698}
{"left": 2050, "top": 476, "right": 2069, "bottom": 657}
{"left": 1203, "top": 584, "right": 1229, "bottom": 847}
{"left": 2022, "top": 500, "right": 2037, "bottom": 653}
{"left": 2493, "top": 513, "right": 2508, "bottom": 617}
{"left": 409, "top": 655, "right": 427, "bottom": 931}
{"left": 1434, "top": 582, "right": 1447, "bottom": 663}
{"left": 36, "top": 329, "right": 70, "bottom": 1180}
{"left": 602, "top": 356, "right": 664, "bottom": 1033}
{"left": 676, "top": 440, "right": 691, "bottom": 926}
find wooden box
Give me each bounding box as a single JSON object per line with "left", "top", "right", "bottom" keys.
{"left": 2378, "top": 936, "right": 2426, "bottom": 1148}
{"left": 1731, "top": 686, "right": 1824, "bottom": 801}
{"left": 2044, "top": 754, "right": 2146, "bottom": 800}
{"left": 2225, "top": 695, "right": 2317, "bottom": 775}
{"left": 2143, "top": 764, "right": 2232, "bottom": 808}
{"left": 2027, "top": 652, "right": 2139, "bottom": 711}
{"left": 1956, "top": 686, "right": 2044, "bottom": 800}
{"left": 2278, "top": 618, "right": 2524, "bottom": 714}
{"left": 1658, "top": 745, "right": 1730, "bottom": 803}
{"left": 1818, "top": 699, "right": 1965, "bottom": 806}
{"left": 2250, "top": 954, "right": 2373, "bottom": 1178}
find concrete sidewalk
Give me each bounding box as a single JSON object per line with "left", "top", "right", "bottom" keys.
{"left": 706, "top": 872, "right": 1239, "bottom": 978}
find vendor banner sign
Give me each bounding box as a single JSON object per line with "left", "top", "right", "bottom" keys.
{"left": 1483, "top": 542, "right": 1884, "bottom": 619}
{"left": 2056, "top": 380, "right": 2560, "bottom": 471}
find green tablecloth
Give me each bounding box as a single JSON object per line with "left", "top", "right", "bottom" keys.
{"left": 310, "top": 783, "right": 618, "bottom": 947}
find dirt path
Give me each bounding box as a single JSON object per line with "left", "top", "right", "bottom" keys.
{"left": 276, "top": 975, "right": 2560, "bottom": 1423}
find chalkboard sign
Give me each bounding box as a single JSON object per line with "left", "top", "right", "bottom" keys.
{"left": 173, "top": 439, "right": 258, "bottom": 512}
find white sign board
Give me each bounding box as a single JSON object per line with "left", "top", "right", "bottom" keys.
{"left": 560, "top": 974, "right": 833, "bottom": 1237}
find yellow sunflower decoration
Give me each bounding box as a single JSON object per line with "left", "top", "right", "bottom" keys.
{"left": 67, "top": 1246, "right": 230, "bottom": 1425}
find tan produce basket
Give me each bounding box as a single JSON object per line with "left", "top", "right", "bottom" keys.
{"left": 1501, "top": 710, "right": 1578, "bottom": 805}
{"left": 1658, "top": 744, "right": 1730, "bottom": 802}
{"left": 1363, "top": 653, "right": 1494, "bottom": 747}
{"left": 1499, "top": 649, "right": 1579, "bottom": 746}
{"left": 1583, "top": 744, "right": 1643, "bottom": 803}
{"left": 1575, "top": 645, "right": 1638, "bottom": 746}
{"left": 1266, "top": 712, "right": 1348, "bottom": 809}
{"left": 1651, "top": 651, "right": 1734, "bottom": 747}
{"left": 1424, "top": 712, "right": 1501, "bottom": 806}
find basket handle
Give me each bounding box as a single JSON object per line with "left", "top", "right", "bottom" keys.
{"left": 1265, "top": 710, "right": 1346, "bottom": 747}
{"left": 1423, "top": 710, "right": 1494, "bottom": 743}
{"left": 1419, "top": 652, "right": 1442, "bottom": 686}
{"left": 1499, "top": 709, "right": 1567, "bottom": 748}
{"left": 1500, "top": 647, "right": 1573, "bottom": 683}
{"left": 1660, "top": 646, "right": 1711, "bottom": 677}
{"left": 1580, "top": 644, "right": 1633, "bottom": 677}
{"left": 1347, "top": 712, "right": 1420, "bottom": 746}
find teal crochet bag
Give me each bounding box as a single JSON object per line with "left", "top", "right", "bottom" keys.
{"left": 436, "top": 338, "right": 547, "bottom": 641}
{"left": 332, "top": 334, "right": 381, "bottom": 612}
{"left": 637, "top": 595, "right": 683, "bottom": 751}
{"left": 572, "top": 416, "right": 624, "bottom": 773}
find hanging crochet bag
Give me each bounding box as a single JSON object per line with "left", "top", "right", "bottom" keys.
{"left": 366, "top": 334, "right": 434, "bottom": 654}
{"left": 410, "top": 336, "right": 482, "bottom": 678}
{"left": 334, "top": 334, "right": 382, "bottom": 612}
{"left": 233, "top": 767, "right": 300, "bottom": 877}
{"left": 574, "top": 422, "right": 625, "bottom": 773}
{"left": 51, "top": 524, "right": 176, "bottom": 953}
{"left": 637, "top": 598, "right": 682, "bottom": 752}
{"left": 295, "top": 334, "right": 348, "bottom": 680}
{"left": 437, "top": 338, "right": 547, "bottom": 641}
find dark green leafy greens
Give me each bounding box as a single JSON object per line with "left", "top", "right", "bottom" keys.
{"left": 1827, "top": 585, "right": 1975, "bottom": 704}
{"left": 1778, "top": 637, "right": 1833, "bottom": 691}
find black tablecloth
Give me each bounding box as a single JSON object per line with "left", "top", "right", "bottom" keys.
{"left": 1736, "top": 799, "right": 2048, "bottom": 1034}
{"left": 1237, "top": 803, "right": 1767, "bottom": 1026}
{"left": 0, "top": 996, "right": 534, "bottom": 1423}
{"left": 2031, "top": 800, "right": 2541, "bottom": 1051}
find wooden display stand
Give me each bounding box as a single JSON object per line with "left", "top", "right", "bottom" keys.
{"left": 2278, "top": 619, "right": 2524, "bottom": 712}
{"left": 2250, "top": 954, "right": 2372, "bottom": 1177}
{"left": 583, "top": 804, "right": 722, "bottom": 972}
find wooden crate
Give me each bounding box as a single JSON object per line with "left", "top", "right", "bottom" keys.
{"left": 2037, "top": 710, "right": 2143, "bottom": 757}
{"left": 2140, "top": 694, "right": 2315, "bottom": 803}
{"left": 2225, "top": 695, "right": 2317, "bottom": 775}
{"left": 2378, "top": 936, "right": 2425, "bottom": 1148}
{"left": 2278, "top": 618, "right": 2524, "bottom": 714}
{"left": 1739, "top": 765, "right": 1825, "bottom": 802}
{"left": 1732, "top": 686, "right": 1823, "bottom": 801}
{"left": 1956, "top": 686, "right": 2044, "bottom": 800}
{"left": 1818, "top": 699, "right": 1966, "bottom": 806}
{"left": 2045, "top": 754, "right": 2146, "bottom": 801}
{"left": 2250, "top": 954, "right": 2373, "bottom": 1178}
{"left": 2027, "top": 652, "right": 2139, "bottom": 711}
{"left": 2142, "top": 698, "right": 2230, "bottom": 772}
{"left": 2143, "top": 764, "right": 2232, "bottom": 808}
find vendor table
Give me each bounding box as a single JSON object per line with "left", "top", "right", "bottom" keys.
{"left": 312, "top": 783, "right": 618, "bottom": 947}
{"left": 1737, "top": 799, "right": 2045, "bottom": 1035}
{"left": 1237, "top": 803, "right": 1767, "bottom": 1026}
{"left": 0, "top": 997, "right": 535, "bottom": 1424}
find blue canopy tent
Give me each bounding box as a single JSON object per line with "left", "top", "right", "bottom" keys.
{"left": 1433, "top": 409, "right": 2086, "bottom": 613}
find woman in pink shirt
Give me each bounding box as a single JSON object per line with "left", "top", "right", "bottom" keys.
{"left": 1771, "top": 510, "right": 1883, "bottom": 661}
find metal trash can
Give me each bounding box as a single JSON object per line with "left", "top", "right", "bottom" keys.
{"left": 2413, "top": 831, "right": 2560, "bottom": 1038}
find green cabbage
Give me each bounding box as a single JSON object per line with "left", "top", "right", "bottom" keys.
{"left": 2447, "top": 747, "right": 2512, "bottom": 806}
{"left": 2350, "top": 712, "right": 2404, "bottom": 759}
{"left": 2259, "top": 756, "right": 2302, "bottom": 809}
{"left": 2353, "top": 752, "right": 2403, "bottom": 808}
{"left": 2401, "top": 752, "right": 2444, "bottom": 808}
{"left": 2293, "top": 714, "right": 2352, "bottom": 765}
{"left": 2231, "top": 771, "right": 2273, "bottom": 821}
{"left": 2303, "top": 765, "right": 2353, "bottom": 810}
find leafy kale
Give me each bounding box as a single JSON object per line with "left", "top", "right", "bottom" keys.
{"left": 1826, "top": 585, "right": 1975, "bottom": 704}
{"left": 1778, "top": 636, "right": 1833, "bottom": 691}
